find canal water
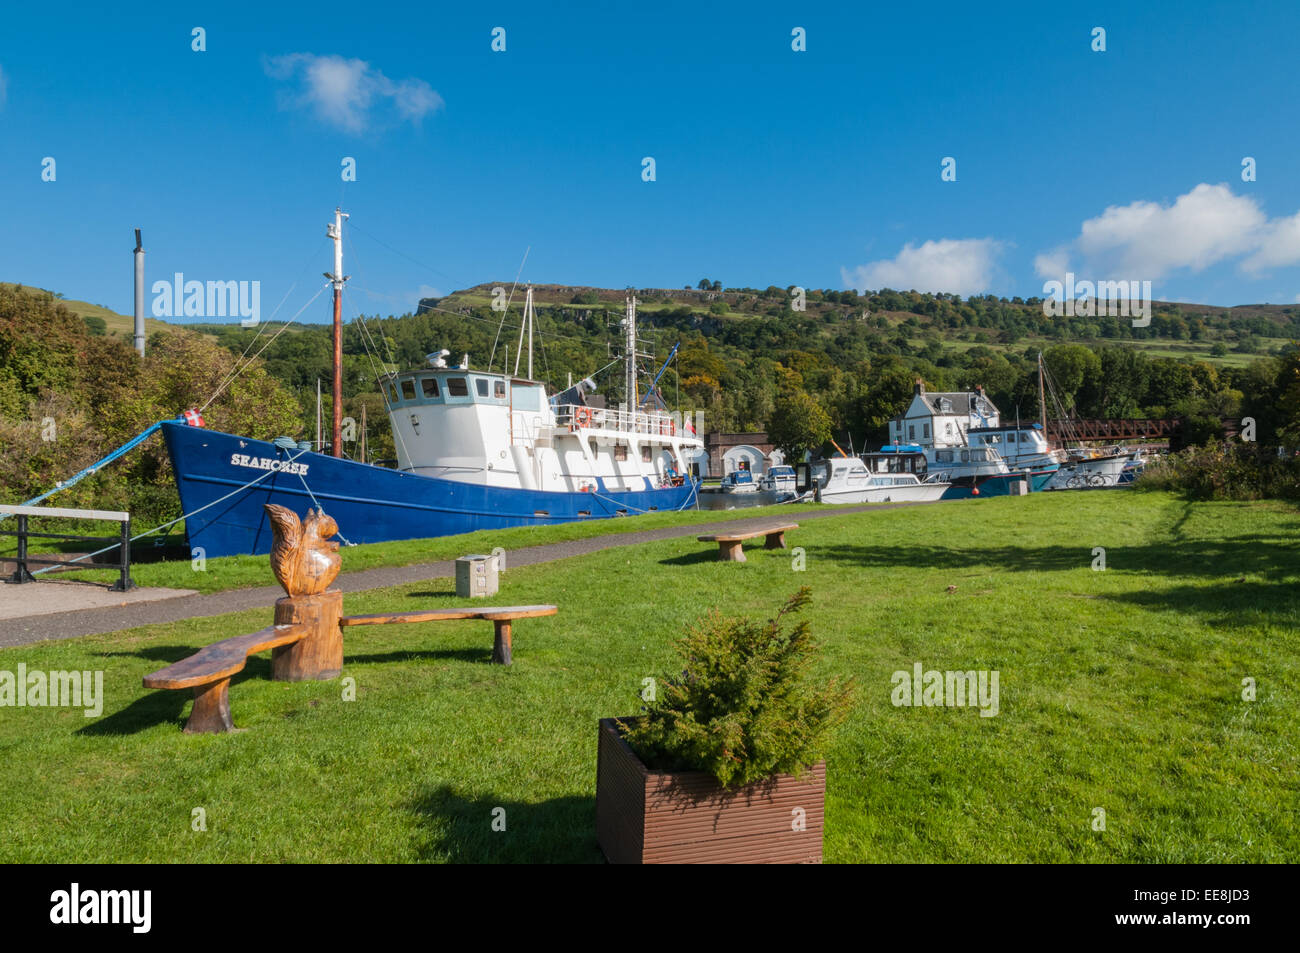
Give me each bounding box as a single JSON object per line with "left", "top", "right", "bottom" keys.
{"left": 696, "top": 488, "right": 799, "bottom": 510}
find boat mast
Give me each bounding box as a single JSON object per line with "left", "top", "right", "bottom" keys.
{"left": 327, "top": 207, "right": 350, "bottom": 458}
{"left": 514, "top": 285, "right": 535, "bottom": 379}
{"left": 625, "top": 295, "right": 638, "bottom": 408}
{"left": 1037, "top": 352, "right": 1047, "bottom": 437}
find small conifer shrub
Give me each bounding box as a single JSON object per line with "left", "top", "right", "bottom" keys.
{"left": 618, "top": 587, "right": 854, "bottom": 788}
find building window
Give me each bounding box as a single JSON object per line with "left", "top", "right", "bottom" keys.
{"left": 421, "top": 377, "right": 440, "bottom": 398}
{"left": 923, "top": 424, "right": 930, "bottom": 439}
{"left": 908, "top": 425, "right": 915, "bottom": 440}
{"left": 447, "top": 378, "right": 469, "bottom": 397}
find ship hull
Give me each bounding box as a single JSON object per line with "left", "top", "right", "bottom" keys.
{"left": 940, "top": 465, "right": 1059, "bottom": 500}
{"left": 162, "top": 422, "right": 699, "bottom": 557}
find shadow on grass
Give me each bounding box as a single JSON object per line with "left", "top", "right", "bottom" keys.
{"left": 817, "top": 536, "right": 1300, "bottom": 578}
{"left": 346, "top": 648, "right": 488, "bottom": 665}
{"left": 818, "top": 535, "right": 1300, "bottom": 623}
{"left": 411, "top": 785, "right": 601, "bottom": 863}
{"left": 1104, "top": 580, "right": 1300, "bottom": 624}
{"left": 79, "top": 650, "right": 275, "bottom": 736}
{"left": 658, "top": 549, "right": 735, "bottom": 566}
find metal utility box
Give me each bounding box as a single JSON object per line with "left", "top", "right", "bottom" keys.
{"left": 455, "top": 554, "right": 499, "bottom": 598}
{"left": 1009, "top": 478, "right": 1030, "bottom": 496}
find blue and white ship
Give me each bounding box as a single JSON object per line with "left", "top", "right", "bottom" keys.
{"left": 163, "top": 211, "right": 702, "bottom": 558}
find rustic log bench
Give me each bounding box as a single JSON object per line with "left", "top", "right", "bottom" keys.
{"left": 339, "top": 605, "right": 558, "bottom": 665}
{"left": 697, "top": 523, "right": 797, "bottom": 563}
{"left": 142, "top": 624, "right": 308, "bottom": 734}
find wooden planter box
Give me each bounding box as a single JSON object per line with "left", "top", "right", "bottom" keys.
{"left": 595, "top": 717, "right": 824, "bottom": 864}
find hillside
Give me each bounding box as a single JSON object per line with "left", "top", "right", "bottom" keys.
{"left": 421, "top": 283, "right": 1298, "bottom": 371}
{"left": 0, "top": 282, "right": 170, "bottom": 341}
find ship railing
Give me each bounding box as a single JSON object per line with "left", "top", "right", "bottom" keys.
{"left": 555, "top": 403, "right": 680, "bottom": 437}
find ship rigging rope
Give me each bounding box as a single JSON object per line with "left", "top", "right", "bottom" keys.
{"left": 326, "top": 228, "right": 415, "bottom": 468}
{"left": 341, "top": 285, "right": 415, "bottom": 467}
{"left": 488, "top": 246, "right": 530, "bottom": 373}
{"left": 28, "top": 448, "right": 314, "bottom": 576}
{"left": 198, "top": 281, "right": 330, "bottom": 414}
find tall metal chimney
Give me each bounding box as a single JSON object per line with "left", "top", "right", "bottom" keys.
{"left": 133, "top": 228, "right": 145, "bottom": 358}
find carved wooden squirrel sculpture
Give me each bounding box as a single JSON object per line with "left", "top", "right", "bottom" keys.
{"left": 264, "top": 504, "right": 341, "bottom": 596}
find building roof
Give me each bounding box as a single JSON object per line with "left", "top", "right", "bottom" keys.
{"left": 912, "top": 392, "right": 999, "bottom": 417}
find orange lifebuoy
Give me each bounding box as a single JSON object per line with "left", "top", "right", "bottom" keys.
{"left": 572, "top": 406, "right": 593, "bottom": 430}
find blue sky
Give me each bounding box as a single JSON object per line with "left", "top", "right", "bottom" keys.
{"left": 3, "top": 0, "right": 1300, "bottom": 323}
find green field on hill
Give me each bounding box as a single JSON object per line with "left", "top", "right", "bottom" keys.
{"left": 1, "top": 490, "right": 1294, "bottom": 863}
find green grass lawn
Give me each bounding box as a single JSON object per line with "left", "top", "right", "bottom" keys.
{"left": 0, "top": 490, "right": 1295, "bottom": 862}
{"left": 48, "top": 501, "right": 822, "bottom": 593}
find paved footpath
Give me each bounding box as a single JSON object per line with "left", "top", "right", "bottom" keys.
{"left": 0, "top": 502, "right": 923, "bottom": 648}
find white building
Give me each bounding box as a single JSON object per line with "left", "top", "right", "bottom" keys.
{"left": 888, "top": 380, "right": 1000, "bottom": 449}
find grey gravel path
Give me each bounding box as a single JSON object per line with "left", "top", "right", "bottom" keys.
{"left": 0, "top": 501, "right": 929, "bottom": 647}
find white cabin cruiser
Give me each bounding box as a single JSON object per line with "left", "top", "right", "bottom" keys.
{"left": 815, "top": 457, "right": 949, "bottom": 504}
{"left": 759, "top": 465, "right": 797, "bottom": 495}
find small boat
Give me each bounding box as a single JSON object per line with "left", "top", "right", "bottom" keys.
{"left": 759, "top": 465, "right": 797, "bottom": 496}
{"left": 720, "top": 469, "right": 760, "bottom": 494}
{"left": 815, "top": 457, "right": 949, "bottom": 504}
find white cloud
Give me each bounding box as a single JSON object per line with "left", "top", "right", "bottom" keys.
{"left": 1037, "top": 183, "right": 1300, "bottom": 285}
{"left": 265, "top": 53, "right": 442, "bottom": 133}
{"left": 1034, "top": 247, "right": 1070, "bottom": 280}
{"left": 1242, "top": 210, "right": 1300, "bottom": 272}
{"left": 1074, "top": 183, "right": 1263, "bottom": 279}
{"left": 842, "top": 238, "right": 1004, "bottom": 296}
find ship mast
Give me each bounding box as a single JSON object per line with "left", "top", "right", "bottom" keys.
{"left": 326, "top": 208, "right": 350, "bottom": 458}
{"left": 513, "top": 285, "right": 535, "bottom": 379}
{"left": 1037, "top": 352, "right": 1048, "bottom": 437}
{"left": 624, "top": 295, "right": 638, "bottom": 408}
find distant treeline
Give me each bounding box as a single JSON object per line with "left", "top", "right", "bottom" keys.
{"left": 6, "top": 277, "right": 1300, "bottom": 529}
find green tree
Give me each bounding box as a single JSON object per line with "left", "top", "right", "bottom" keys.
{"left": 767, "top": 388, "right": 831, "bottom": 461}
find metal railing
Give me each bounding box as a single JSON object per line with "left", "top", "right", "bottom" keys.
{"left": 555, "top": 403, "right": 680, "bottom": 436}
{"left": 0, "top": 504, "right": 135, "bottom": 592}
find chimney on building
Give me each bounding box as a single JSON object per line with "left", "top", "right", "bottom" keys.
{"left": 914, "top": 378, "right": 925, "bottom": 396}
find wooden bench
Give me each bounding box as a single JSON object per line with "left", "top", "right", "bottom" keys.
{"left": 143, "top": 606, "right": 557, "bottom": 733}
{"left": 339, "top": 605, "right": 558, "bottom": 665}
{"left": 142, "top": 624, "right": 307, "bottom": 734}
{"left": 697, "top": 523, "right": 797, "bottom": 563}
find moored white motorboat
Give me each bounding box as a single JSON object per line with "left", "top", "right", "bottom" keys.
{"left": 720, "top": 469, "right": 760, "bottom": 493}
{"left": 815, "top": 457, "right": 949, "bottom": 504}
{"left": 759, "top": 465, "right": 797, "bottom": 496}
